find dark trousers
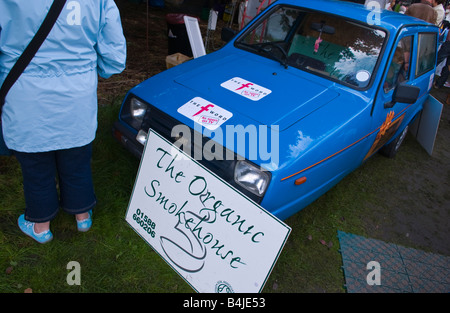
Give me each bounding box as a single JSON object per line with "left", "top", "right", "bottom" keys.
{"left": 14, "top": 143, "right": 96, "bottom": 222}
{"left": 436, "top": 41, "right": 450, "bottom": 87}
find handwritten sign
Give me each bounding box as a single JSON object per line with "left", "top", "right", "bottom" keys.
{"left": 125, "top": 130, "right": 291, "bottom": 293}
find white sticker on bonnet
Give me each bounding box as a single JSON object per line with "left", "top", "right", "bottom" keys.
{"left": 177, "top": 97, "right": 233, "bottom": 131}
{"left": 221, "top": 77, "right": 272, "bottom": 101}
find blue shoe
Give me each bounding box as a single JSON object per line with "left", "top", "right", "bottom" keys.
{"left": 17, "top": 214, "right": 53, "bottom": 244}
{"left": 77, "top": 210, "right": 92, "bottom": 232}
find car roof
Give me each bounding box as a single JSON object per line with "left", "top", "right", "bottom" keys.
{"left": 278, "top": 0, "right": 435, "bottom": 33}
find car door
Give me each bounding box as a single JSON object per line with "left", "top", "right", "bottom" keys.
{"left": 366, "top": 27, "right": 437, "bottom": 159}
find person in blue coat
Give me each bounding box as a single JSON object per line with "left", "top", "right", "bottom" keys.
{"left": 0, "top": 0, "right": 127, "bottom": 243}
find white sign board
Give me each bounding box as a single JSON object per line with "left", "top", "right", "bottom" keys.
{"left": 183, "top": 15, "right": 206, "bottom": 59}
{"left": 125, "top": 130, "right": 291, "bottom": 293}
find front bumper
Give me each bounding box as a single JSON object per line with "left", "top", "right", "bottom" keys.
{"left": 112, "top": 120, "right": 143, "bottom": 159}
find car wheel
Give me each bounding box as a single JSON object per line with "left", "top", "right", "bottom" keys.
{"left": 380, "top": 125, "right": 409, "bottom": 158}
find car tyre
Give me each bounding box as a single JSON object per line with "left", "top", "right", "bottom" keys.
{"left": 380, "top": 125, "right": 409, "bottom": 158}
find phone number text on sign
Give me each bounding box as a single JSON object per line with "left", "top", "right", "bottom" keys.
{"left": 125, "top": 130, "right": 290, "bottom": 293}
{"left": 131, "top": 208, "right": 156, "bottom": 238}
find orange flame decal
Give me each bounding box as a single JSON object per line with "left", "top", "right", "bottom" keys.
{"left": 378, "top": 111, "right": 395, "bottom": 138}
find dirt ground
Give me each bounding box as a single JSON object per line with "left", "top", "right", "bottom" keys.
{"left": 108, "top": 1, "right": 449, "bottom": 257}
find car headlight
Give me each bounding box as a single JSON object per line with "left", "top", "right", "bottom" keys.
{"left": 234, "top": 161, "right": 270, "bottom": 197}
{"left": 130, "top": 97, "right": 147, "bottom": 122}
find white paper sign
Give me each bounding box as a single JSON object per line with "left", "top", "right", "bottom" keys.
{"left": 221, "top": 77, "right": 272, "bottom": 101}
{"left": 125, "top": 130, "right": 291, "bottom": 293}
{"left": 177, "top": 97, "right": 233, "bottom": 131}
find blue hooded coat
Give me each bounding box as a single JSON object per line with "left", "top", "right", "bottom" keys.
{"left": 0, "top": 0, "right": 127, "bottom": 152}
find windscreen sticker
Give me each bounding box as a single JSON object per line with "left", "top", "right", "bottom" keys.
{"left": 177, "top": 97, "right": 233, "bottom": 130}
{"left": 221, "top": 77, "right": 272, "bottom": 101}
{"left": 356, "top": 70, "right": 370, "bottom": 82}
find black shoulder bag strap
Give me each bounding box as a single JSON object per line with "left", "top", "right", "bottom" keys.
{"left": 0, "top": 0, "right": 67, "bottom": 108}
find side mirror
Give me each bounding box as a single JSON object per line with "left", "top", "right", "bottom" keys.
{"left": 221, "top": 27, "right": 238, "bottom": 43}
{"left": 385, "top": 83, "right": 420, "bottom": 108}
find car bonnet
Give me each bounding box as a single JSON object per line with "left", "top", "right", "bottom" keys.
{"left": 173, "top": 54, "right": 339, "bottom": 131}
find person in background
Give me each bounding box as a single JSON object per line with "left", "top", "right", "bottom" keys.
{"left": 445, "top": 4, "right": 450, "bottom": 22}
{"left": 364, "top": 0, "right": 392, "bottom": 10}
{"left": 434, "top": 21, "right": 450, "bottom": 88}
{"left": 0, "top": 0, "right": 126, "bottom": 243}
{"left": 405, "top": 0, "right": 438, "bottom": 24}
{"left": 433, "top": 0, "right": 446, "bottom": 25}
{"left": 391, "top": 0, "right": 403, "bottom": 11}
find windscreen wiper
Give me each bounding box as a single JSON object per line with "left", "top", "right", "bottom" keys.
{"left": 257, "top": 42, "right": 289, "bottom": 69}
{"left": 237, "top": 42, "right": 288, "bottom": 69}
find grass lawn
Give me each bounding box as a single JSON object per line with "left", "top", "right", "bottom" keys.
{"left": 1, "top": 84, "right": 448, "bottom": 294}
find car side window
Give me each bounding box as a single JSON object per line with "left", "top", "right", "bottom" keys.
{"left": 415, "top": 33, "right": 437, "bottom": 77}
{"left": 384, "top": 36, "right": 413, "bottom": 93}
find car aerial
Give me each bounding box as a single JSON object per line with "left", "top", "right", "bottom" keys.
{"left": 113, "top": 0, "right": 439, "bottom": 221}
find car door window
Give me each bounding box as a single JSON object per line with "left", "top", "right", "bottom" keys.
{"left": 416, "top": 33, "right": 437, "bottom": 77}
{"left": 383, "top": 36, "right": 413, "bottom": 93}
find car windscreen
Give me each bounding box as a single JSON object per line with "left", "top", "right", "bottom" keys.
{"left": 235, "top": 6, "right": 386, "bottom": 89}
